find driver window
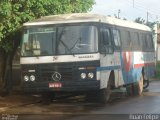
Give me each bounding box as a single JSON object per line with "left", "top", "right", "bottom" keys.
{"left": 101, "top": 28, "right": 111, "bottom": 45}
{"left": 100, "top": 27, "right": 113, "bottom": 54}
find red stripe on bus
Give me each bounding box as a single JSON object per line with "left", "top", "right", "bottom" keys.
{"left": 134, "top": 62, "right": 155, "bottom": 68}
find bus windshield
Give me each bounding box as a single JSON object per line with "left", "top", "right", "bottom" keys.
{"left": 21, "top": 25, "right": 98, "bottom": 57}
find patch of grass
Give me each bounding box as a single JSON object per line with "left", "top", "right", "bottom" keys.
{"left": 156, "top": 61, "right": 160, "bottom": 78}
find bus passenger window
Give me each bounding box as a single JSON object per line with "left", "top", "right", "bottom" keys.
{"left": 146, "top": 34, "right": 154, "bottom": 49}
{"left": 139, "top": 33, "right": 147, "bottom": 51}
{"left": 120, "top": 30, "right": 131, "bottom": 50}
{"left": 130, "top": 32, "right": 140, "bottom": 50}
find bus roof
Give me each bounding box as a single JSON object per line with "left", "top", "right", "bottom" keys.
{"left": 23, "top": 13, "right": 151, "bottom": 32}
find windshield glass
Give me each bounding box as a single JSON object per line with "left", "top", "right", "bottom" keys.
{"left": 21, "top": 25, "right": 98, "bottom": 57}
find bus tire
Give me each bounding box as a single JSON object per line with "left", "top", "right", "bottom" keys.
{"left": 98, "top": 75, "right": 113, "bottom": 104}
{"left": 133, "top": 73, "right": 144, "bottom": 95}
{"left": 99, "top": 88, "right": 111, "bottom": 104}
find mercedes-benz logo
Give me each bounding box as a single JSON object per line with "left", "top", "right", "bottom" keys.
{"left": 52, "top": 72, "right": 61, "bottom": 81}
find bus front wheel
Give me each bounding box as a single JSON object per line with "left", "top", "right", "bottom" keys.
{"left": 98, "top": 76, "right": 113, "bottom": 104}
{"left": 99, "top": 87, "right": 111, "bottom": 104}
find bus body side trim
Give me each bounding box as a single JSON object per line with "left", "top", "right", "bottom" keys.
{"left": 134, "top": 62, "right": 155, "bottom": 68}
{"left": 96, "top": 65, "right": 121, "bottom": 71}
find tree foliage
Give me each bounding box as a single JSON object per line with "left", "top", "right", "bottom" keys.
{"left": 134, "top": 17, "right": 146, "bottom": 24}
{"left": 0, "top": 0, "right": 95, "bottom": 91}
{"left": 0, "top": 0, "right": 95, "bottom": 52}
{"left": 134, "top": 17, "right": 157, "bottom": 28}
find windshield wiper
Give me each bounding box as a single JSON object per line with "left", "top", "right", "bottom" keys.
{"left": 59, "top": 39, "right": 75, "bottom": 56}
{"left": 70, "top": 37, "right": 81, "bottom": 50}
{"left": 57, "top": 28, "right": 75, "bottom": 56}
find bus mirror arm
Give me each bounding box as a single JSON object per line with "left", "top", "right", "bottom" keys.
{"left": 105, "top": 45, "right": 114, "bottom": 54}
{"left": 100, "top": 45, "right": 107, "bottom": 56}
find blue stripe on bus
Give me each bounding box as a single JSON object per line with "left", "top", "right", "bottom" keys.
{"left": 96, "top": 65, "right": 121, "bottom": 71}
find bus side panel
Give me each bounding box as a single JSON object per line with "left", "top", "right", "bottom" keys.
{"left": 120, "top": 51, "right": 155, "bottom": 85}
{"left": 133, "top": 52, "right": 156, "bottom": 80}
{"left": 99, "top": 54, "right": 112, "bottom": 89}
{"left": 144, "top": 65, "right": 155, "bottom": 80}
{"left": 120, "top": 51, "right": 136, "bottom": 85}
{"left": 113, "top": 52, "right": 124, "bottom": 87}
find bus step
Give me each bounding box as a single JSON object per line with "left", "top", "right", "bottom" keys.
{"left": 110, "top": 87, "right": 127, "bottom": 100}
{"left": 111, "top": 87, "right": 126, "bottom": 93}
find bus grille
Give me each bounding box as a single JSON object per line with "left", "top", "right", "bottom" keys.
{"left": 38, "top": 64, "right": 73, "bottom": 81}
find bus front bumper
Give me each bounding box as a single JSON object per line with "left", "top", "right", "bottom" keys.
{"left": 22, "top": 80, "right": 100, "bottom": 93}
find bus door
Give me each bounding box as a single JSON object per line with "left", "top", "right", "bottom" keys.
{"left": 99, "top": 27, "right": 114, "bottom": 89}
{"left": 112, "top": 29, "right": 124, "bottom": 87}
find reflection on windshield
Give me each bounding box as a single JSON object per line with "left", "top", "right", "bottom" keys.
{"left": 21, "top": 25, "right": 98, "bottom": 57}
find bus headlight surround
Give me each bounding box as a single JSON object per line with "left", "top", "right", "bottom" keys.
{"left": 88, "top": 72, "right": 94, "bottom": 79}
{"left": 24, "top": 75, "right": 29, "bottom": 82}
{"left": 80, "top": 73, "right": 87, "bottom": 79}
{"left": 30, "top": 75, "right": 35, "bottom": 81}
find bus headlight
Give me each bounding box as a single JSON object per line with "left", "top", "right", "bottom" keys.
{"left": 88, "top": 72, "right": 94, "bottom": 79}
{"left": 30, "top": 75, "right": 35, "bottom": 81}
{"left": 24, "top": 75, "right": 29, "bottom": 82}
{"left": 80, "top": 73, "right": 86, "bottom": 79}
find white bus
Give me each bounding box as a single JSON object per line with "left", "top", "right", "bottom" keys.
{"left": 20, "top": 13, "right": 155, "bottom": 103}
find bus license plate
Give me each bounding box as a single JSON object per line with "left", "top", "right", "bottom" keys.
{"left": 49, "top": 83, "right": 62, "bottom": 88}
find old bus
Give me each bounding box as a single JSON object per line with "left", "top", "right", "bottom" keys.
{"left": 20, "top": 13, "right": 155, "bottom": 103}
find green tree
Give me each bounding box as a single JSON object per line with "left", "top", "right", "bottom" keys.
{"left": 0, "top": 0, "right": 95, "bottom": 93}
{"left": 134, "top": 17, "right": 157, "bottom": 28}
{"left": 135, "top": 17, "right": 146, "bottom": 24}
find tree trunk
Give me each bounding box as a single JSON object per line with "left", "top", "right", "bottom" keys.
{"left": 0, "top": 48, "right": 13, "bottom": 95}
{"left": 0, "top": 31, "right": 21, "bottom": 95}
{"left": 0, "top": 50, "right": 7, "bottom": 90}
{"left": 4, "top": 54, "right": 12, "bottom": 91}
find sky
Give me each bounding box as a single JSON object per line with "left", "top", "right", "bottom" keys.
{"left": 91, "top": 0, "right": 160, "bottom": 22}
